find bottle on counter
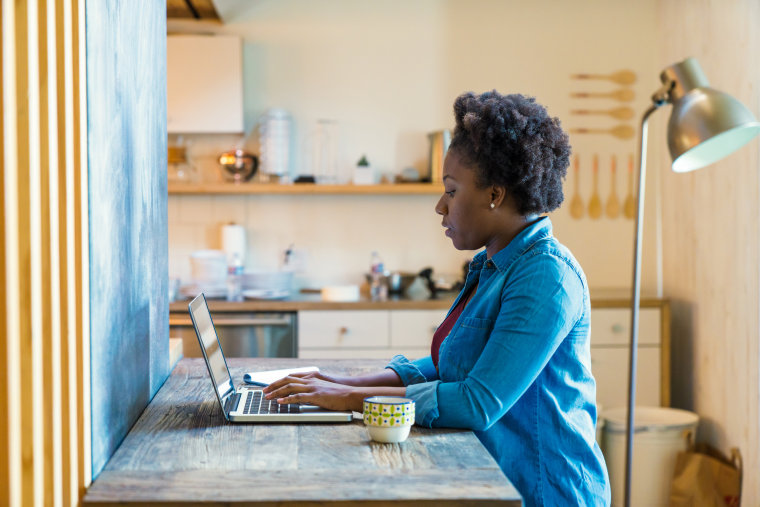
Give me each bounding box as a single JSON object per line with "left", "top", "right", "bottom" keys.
{"left": 226, "top": 253, "right": 244, "bottom": 302}
{"left": 369, "top": 251, "right": 387, "bottom": 302}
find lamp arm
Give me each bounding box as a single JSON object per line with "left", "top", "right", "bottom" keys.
{"left": 623, "top": 103, "right": 663, "bottom": 507}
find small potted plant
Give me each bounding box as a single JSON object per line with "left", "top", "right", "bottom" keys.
{"left": 353, "top": 154, "right": 375, "bottom": 185}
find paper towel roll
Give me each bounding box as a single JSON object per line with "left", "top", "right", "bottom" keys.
{"left": 221, "top": 223, "right": 246, "bottom": 265}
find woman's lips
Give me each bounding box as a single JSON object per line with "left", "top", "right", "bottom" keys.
{"left": 444, "top": 227, "right": 453, "bottom": 237}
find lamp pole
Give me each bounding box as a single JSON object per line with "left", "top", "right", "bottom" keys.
{"left": 621, "top": 57, "right": 760, "bottom": 506}
{"left": 624, "top": 103, "right": 659, "bottom": 507}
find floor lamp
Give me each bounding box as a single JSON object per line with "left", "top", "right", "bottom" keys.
{"left": 625, "top": 57, "right": 760, "bottom": 506}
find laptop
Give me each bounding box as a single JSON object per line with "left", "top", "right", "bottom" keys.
{"left": 188, "top": 293, "right": 353, "bottom": 422}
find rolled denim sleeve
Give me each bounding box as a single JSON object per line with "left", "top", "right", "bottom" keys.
{"left": 386, "top": 354, "right": 442, "bottom": 426}
{"left": 385, "top": 354, "right": 438, "bottom": 386}
{"left": 425, "top": 255, "right": 584, "bottom": 431}
{"left": 406, "top": 380, "right": 441, "bottom": 426}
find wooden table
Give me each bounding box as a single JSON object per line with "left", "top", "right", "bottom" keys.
{"left": 84, "top": 358, "right": 521, "bottom": 506}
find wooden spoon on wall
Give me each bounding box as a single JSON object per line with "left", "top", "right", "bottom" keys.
{"left": 571, "top": 69, "right": 637, "bottom": 85}
{"left": 623, "top": 153, "right": 636, "bottom": 219}
{"left": 570, "top": 125, "right": 635, "bottom": 140}
{"left": 570, "top": 106, "right": 635, "bottom": 120}
{"left": 605, "top": 155, "right": 620, "bottom": 219}
{"left": 588, "top": 154, "right": 602, "bottom": 219}
{"left": 570, "top": 88, "right": 635, "bottom": 102}
{"left": 569, "top": 155, "right": 584, "bottom": 219}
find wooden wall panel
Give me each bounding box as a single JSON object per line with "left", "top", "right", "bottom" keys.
{"left": 1, "top": 0, "right": 89, "bottom": 504}
{"left": 37, "top": 1, "right": 56, "bottom": 503}
{"left": 657, "top": 0, "right": 760, "bottom": 504}
{"left": 0, "top": 0, "right": 7, "bottom": 503}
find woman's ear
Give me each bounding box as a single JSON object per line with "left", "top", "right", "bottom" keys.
{"left": 490, "top": 185, "right": 507, "bottom": 209}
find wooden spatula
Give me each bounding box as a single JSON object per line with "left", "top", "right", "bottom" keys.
{"left": 605, "top": 155, "right": 621, "bottom": 219}
{"left": 571, "top": 69, "right": 637, "bottom": 85}
{"left": 570, "top": 125, "right": 635, "bottom": 140}
{"left": 570, "top": 89, "right": 635, "bottom": 102}
{"left": 623, "top": 154, "right": 636, "bottom": 219}
{"left": 570, "top": 107, "right": 635, "bottom": 120}
{"left": 588, "top": 154, "right": 602, "bottom": 220}
{"left": 569, "top": 155, "right": 584, "bottom": 219}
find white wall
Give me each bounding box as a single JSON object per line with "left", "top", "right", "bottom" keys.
{"left": 168, "top": 0, "right": 662, "bottom": 293}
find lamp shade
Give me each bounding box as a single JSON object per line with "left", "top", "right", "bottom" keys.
{"left": 663, "top": 58, "right": 760, "bottom": 173}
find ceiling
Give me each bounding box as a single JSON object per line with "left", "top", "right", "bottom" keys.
{"left": 166, "top": 0, "right": 220, "bottom": 21}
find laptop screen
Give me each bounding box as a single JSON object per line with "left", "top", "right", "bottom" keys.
{"left": 189, "top": 294, "right": 233, "bottom": 400}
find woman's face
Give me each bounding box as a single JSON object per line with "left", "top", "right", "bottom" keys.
{"left": 435, "top": 149, "right": 496, "bottom": 251}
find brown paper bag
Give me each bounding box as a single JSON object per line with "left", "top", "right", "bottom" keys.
{"left": 669, "top": 438, "right": 742, "bottom": 507}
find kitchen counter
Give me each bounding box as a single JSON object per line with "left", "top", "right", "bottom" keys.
{"left": 169, "top": 293, "right": 458, "bottom": 313}
{"left": 169, "top": 290, "right": 667, "bottom": 313}
{"left": 83, "top": 358, "right": 521, "bottom": 506}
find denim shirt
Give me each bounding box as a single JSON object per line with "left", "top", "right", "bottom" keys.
{"left": 387, "top": 217, "right": 610, "bottom": 506}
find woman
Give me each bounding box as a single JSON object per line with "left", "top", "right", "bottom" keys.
{"left": 264, "top": 91, "right": 610, "bottom": 506}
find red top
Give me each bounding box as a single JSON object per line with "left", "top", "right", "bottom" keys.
{"left": 431, "top": 286, "right": 476, "bottom": 369}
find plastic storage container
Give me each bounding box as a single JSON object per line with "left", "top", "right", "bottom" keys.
{"left": 259, "top": 108, "right": 292, "bottom": 180}
{"left": 601, "top": 406, "right": 699, "bottom": 507}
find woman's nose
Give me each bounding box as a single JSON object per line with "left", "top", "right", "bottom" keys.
{"left": 435, "top": 195, "right": 446, "bottom": 216}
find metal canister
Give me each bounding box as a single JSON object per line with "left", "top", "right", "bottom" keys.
{"left": 427, "top": 129, "right": 451, "bottom": 183}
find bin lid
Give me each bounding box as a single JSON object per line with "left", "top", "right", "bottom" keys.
{"left": 601, "top": 406, "right": 698, "bottom": 433}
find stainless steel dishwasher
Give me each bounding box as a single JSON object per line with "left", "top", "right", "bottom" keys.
{"left": 170, "top": 310, "right": 297, "bottom": 358}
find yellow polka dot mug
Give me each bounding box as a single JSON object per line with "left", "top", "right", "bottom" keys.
{"left": 363, "top": 396, "right": 415, "bottom": 443}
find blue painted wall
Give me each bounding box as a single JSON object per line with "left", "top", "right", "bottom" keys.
{"left": 86, "top": 0, "right": 169, "bottom": 477}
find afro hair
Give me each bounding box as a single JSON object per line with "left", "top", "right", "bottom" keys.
{"left": 450, "top": 91, "right": 571, "bottom": 215}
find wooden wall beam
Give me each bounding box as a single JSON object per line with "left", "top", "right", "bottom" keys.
{"left": 0, "top": 0, "right": 8, "bottom": 503}
{"left": 1, "top": 0, "right": 89, "bottom": 504}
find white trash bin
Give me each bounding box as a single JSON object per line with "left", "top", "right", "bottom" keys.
{"left": 601, "top": 406, "right": 698, "bottom": 507}
{"left": 596, "top": 403, "right": 605, "bottom": 449}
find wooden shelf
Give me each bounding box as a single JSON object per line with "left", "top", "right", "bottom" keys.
{"left": 168, "top": 182, "right": 444, "bottom": 195}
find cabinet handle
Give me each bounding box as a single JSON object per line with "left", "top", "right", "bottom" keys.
{"left": 337, "top": 326, "right": 349, "bottom": 342}
{"left": 611, "top": 323, "right": 625, "bottom": 333}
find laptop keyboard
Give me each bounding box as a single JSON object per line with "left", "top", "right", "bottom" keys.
{"left": 232, "top": 390, "right": 301, "bottom": 415}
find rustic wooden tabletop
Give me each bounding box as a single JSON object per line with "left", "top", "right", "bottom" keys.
{"left": 83, "top": 358, "right": 521, "bottom": 506}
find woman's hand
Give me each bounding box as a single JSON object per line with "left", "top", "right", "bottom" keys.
{"left": 276, "top": 368, "right": 404, "bottom": 388}
{"left": 281, "top": 370, "right": 339, "bottom": 383}
{"left": 262, "top": 375, "right": 361, "bottom": 412}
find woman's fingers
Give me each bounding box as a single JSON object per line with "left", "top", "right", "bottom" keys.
{"left": 263, "top": 374, "right": 307, "bottom": 393}
{"left": 274, "top": 391, "right": 313, "bottom": 404}
{"left": 264, "top": 379, "right": 314, "bottom": 400}
{"left": 288, "top": 371, "right": 317, "bottom": 378}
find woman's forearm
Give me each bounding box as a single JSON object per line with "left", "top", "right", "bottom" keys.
{"left": 347, "top": 386, "right": 408, "bottom": 411}
{"left": 328, "top": 368, "right": 404, "bottom": 388}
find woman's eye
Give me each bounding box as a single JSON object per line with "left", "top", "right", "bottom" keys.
{"left": 445, "top": 190, "right": 455, "bottom": 197}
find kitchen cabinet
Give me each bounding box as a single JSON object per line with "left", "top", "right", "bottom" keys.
{"left": 297, "top": 300, "right": 670, "bottom": 409}
{"left": 590, "top": 303, "right": 669, "bottom": 408}
{"left": 167, "top": 34, "right": 243, "bottom": 133}
{"left": 298, "top": 310, "right": 390, "bottom": 350}
{"left": 298, "top": 309, "right": 447, "bottom": 360}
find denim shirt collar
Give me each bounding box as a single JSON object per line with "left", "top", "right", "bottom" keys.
{"left": 470, "top": 215, "right": 553, "bottom": 273}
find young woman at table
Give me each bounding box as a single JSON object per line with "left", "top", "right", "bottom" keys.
{"left": 264, "top": 91, "right": 611, "bottom": 506}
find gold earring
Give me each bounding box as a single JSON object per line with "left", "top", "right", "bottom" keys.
{"left": 490, "top": 203, "right": 495, "bottom": 209}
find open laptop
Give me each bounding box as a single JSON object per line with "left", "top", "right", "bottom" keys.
{"left": 189, "top": 293, "right": 353, "bottom": 422}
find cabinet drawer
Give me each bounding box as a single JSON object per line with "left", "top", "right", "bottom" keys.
{"left": 390, "top": 309, "right": 448, "bottom": 349}
{"left": 298, "top": 348, "right": 396, "bottom": 360}
{"left": 298, "top": 310, "right": 389, "bottom": 348}
{"left": 590, "top": 308, "right": 660, "bottom": 346}
{"left": 297, "top": 347, "right": 429, "bottom": 361}
{"left": 590, "top": 346, "right": 661, "bottom": 409}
